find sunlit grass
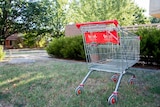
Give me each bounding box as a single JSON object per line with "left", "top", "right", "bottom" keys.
{"left": 0, "top": 60, "right": 160, "bottom": 107}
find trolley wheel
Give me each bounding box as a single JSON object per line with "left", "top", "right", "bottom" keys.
{"left": 108, "top": 93, "right": 117, "bottom": 105}
{"left": 128, "top": 76, "right": 136, "bottom": 85}
{"left": 75, "top": 86, "right": 83, "bottom": 95}
{"left": 111, "top": 74, "right": 119, "bottom": 83}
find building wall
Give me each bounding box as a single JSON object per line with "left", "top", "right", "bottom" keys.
{"left": 5, "top": 40, "right": 12, "bottom": 49}
{"left": 149, "top": 0, "right": 160, "bottom": 18}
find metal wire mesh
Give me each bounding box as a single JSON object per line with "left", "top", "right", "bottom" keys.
{"left": 80, "top": 24, "right": 140, "bottom": 73}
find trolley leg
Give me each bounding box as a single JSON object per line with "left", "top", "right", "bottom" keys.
{"left": 75, "top": 69, "right": 93, "bottom": 95}
{"left": 108, "top": 71, "right": 136, "bottom": 105}
{"left": 108, "top": 72, "right": 124, "bottom": 105}
{"left": 80, "top": 69, "right": 93, "bottom": 85}
{"left": 114, "top": 72, "right": 123, "bottom": 92}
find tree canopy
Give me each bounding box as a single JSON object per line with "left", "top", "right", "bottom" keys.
{"left": 0, "top": 0, "right": 150, "bottom": 45}
{"left": 0, "top": 0, "right": 23, "bottom": 44}
{"left": 67, "top": 0, "right": 149, "bottom": 25}
{"left": 0, "top": 0, "right": 48, "bottom": 45}
{"left": 0, "top": 0, "right": 68, "bottom": 44}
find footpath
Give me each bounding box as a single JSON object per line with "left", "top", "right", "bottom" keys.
{"left": 0, "top": 49, "right": 159, "bottom": 72}
{"left": 0, "top": 49, "right": 84, "bottom": 65}
{"left": 1, "top": 49, "right": 52, "bottom": 64}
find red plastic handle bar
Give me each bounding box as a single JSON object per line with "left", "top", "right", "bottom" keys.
{"left": 76, "top": 20, "right": 119, "bottom": 29}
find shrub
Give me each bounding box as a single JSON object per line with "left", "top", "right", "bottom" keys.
{"left": 46, "top": 36, "right": 85, "bottom": 60}
{"left": 36, "top": 36, "right": 47, "bottom": 48}
{"left": 135, "top": 27, "right": 160, "bottom": 65}
{"left": 23, "top": 32, "right": 37, "bottom": 48}
{"left": 23, "top": 32, "right": 48, "bottom": 48}
{"left": 0, "top": 45, "right": 5, "bottom": 61}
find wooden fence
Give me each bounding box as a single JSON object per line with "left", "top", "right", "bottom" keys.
{"left": 122, "top": 23, "right": 160, "bottom": 31}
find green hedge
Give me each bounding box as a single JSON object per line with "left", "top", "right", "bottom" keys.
{"left": 46, "top": 28, "right": 160, "bottom": 65}
{"left": 135, "top": 27, "right": 160, "bottom": 65}
{"left": 46, "top": 36, "right": 85, "bottom": 60}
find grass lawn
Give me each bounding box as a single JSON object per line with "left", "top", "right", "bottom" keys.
{"left": 0, "top": 60, "right": 160, "bottom": 107}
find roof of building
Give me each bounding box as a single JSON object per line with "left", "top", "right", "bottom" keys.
{"left": 6, "top": 33, "right": 20, "bottom": 40}
{"left": 65, "top": 24, "right": 81, "bottom": 36}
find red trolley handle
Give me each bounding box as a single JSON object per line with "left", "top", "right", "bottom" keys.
{"left": 76, "top": 20, "right": 119, "bottom": 29}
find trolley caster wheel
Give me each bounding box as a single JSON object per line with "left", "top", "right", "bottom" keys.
{"left": 108, "top": 93, "right": 118, "bottom": 105}
{"left": 75, "top": 86, "right": 83, "bottom": 95}
{"left": 128, "top": 76, "right": 136, "bottom": 85}
{"left": 111, "top": 74, "right": 119, "bottom": 83}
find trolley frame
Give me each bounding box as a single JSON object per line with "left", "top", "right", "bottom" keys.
{"left": 75, "top": 20, "right": 140, "bottom": 105}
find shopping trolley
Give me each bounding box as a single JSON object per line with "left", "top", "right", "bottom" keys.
{"left": 75, "top": 20, "right": 140, "bottom": 105}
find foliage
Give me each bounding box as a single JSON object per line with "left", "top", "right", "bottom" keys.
{"left": 0, "top": 0, "right": 151, "bottom": 47}
{"left": 36, "top": 36, "right": 46, "bottom": 48}
{"left": 67, "top": 0, "right": 149, "bottom": 26}
{"left": 135, "top": 27, "right": 160, "bottom": 65}
{"left": 0, "top": 0, "right": 49, "bottom": 45}
{"left": 41, "top": 0, "right": 68, "bottom": 38}
{"left": 47, "top": 27, "right": 160, "bottom": 65}
{"left": 0, "top": 0, "right": 68, "bottom": 46}
{"left": 0, "top": 0, "right": 24, "bottom": 44}
{"left": 20, "top": 0, "right": 49, "bottom": 32}
{"left": 46, "top": 36, "right": 85, "bottom": 60}
{"left": 149, "top": 17, "right": 160, "bottom": 23}
{"left": 0, "top": 45, "right": 5, "bottom": 60}
{"left": 23, "top": 32, "right": 48, "bottom": 48}
{"left": 132, "top": 6, "right": 150, "bottom": 24}
{"left": 0, "top": 0, "right": 152, "bottom": 49}
{"left": 23, "top": 32, "right": 37, "bottom": 48}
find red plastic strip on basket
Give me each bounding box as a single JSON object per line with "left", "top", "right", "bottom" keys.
{"left": 84, "top": 30, "right": 119, "bottom": 44}
{"left": 76, "top": 20, "right": 118, "bottom": 29}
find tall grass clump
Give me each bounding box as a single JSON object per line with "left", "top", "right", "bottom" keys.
{"left": 0, "top": 45, "right": 5, "bottom": 61}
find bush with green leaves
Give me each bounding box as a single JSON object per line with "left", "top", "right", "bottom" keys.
{"left": 0, "top": 45, "right": 5, "bottom": 61}
{"left": 135, "top": 27, "right": 160, "bottom": 65}
{"left": 46, "top": 28, "right": 160, "bottom": 65}
{"left": 46, "top": 36, "right": 85, "bottom": 60}
{"left": 23, "top": 32, "right": 48, "bottom": 48}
